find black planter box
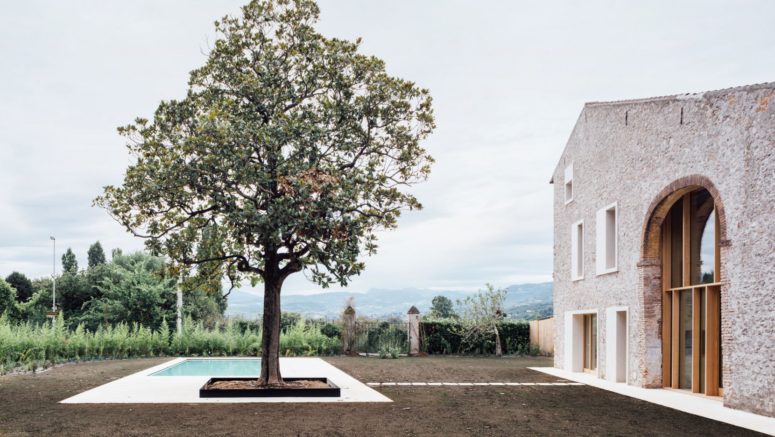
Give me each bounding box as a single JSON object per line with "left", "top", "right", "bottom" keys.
{"left": 199, "top": 377, "right": 341, "bottom": 398}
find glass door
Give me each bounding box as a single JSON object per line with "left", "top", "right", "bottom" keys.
{"left": 661, "top": 189, "right": 722, "bottom": 396}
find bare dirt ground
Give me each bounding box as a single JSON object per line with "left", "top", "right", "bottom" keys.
{"left": 0, "top": 356, "right": 762, "bottom": 436}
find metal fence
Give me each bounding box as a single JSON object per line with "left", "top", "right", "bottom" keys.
{"left": 353, "top": 320, "right": 409, "bottom": 355}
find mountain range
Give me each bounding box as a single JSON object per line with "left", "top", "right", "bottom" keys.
{"left": 225, "top": 282, "right": 553, "bottom": 320}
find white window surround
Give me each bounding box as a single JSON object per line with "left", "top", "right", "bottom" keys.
{"left": 571, "top": 219, "right": 584, "bottom": 281}
{"left": 564, "top": 164, "right": 574, "bottom": 204}
{"left": 596, "top": 202, "right": 618, "bottom": 276}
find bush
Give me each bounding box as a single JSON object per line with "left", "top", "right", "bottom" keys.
{"left": 378, "top": 345, "right": 401, "bottom": 359}
{"left": 421, "top": 320, "right": 462, "bottom": 354}
{"left": 280, "top": 319, "right": 340, "bottom": 356}
{"left": 420, "top": 320, "right": 530, "bottom": 355}
{"left": 320, "top": 322, "right": 341, "bottom": 339}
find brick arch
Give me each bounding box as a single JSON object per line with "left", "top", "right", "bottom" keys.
{"left": 640, "top": 174, "right": 730, "bottom": 262}
{"left": 635, "top": 174, "right": 730, "bottom": 388}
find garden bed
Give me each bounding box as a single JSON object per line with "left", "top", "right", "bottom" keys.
{"left": 200, "top": 377, "right": 340, "bottom": 397}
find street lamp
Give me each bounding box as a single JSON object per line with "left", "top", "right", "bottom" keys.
{"left": 50, "top": 236, "right": 56, "bottom": 311}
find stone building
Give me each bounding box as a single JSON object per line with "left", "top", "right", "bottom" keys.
{"left": 550, "top": 82, "right": 774, "bottom": 417}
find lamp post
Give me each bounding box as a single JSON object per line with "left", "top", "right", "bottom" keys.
{"left": 50, "top": 236, "right": 56, "bottom": 311}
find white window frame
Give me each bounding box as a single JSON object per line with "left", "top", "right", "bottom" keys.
{"left": 571, "top": 219, "right": 584, "bottom": 281}
{"left": 596, "top": 202, "right": 618, "bottom": 275}
{"left": 564, "top": 164, "right": 574, "bottom": 204}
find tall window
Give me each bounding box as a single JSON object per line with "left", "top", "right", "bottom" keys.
{"left": 564, "top": 164, "right": 574, "bottom": 204}
{"left": 661, "top": 188, "right": 721, "bottom": 396}
{"left": 596, "top": 202, "right": 618, "bottom": 275}
{"left": 571, "top": 220, "right": 584, "bottom": 280}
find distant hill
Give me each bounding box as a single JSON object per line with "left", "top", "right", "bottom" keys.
{"left": 225, "top": 282, "right": 552, "bottom": 320}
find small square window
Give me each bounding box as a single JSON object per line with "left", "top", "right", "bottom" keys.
{"left": 596, "top": 202, "right": 618, "bottom": 275}
{"left": 564, "top": 164, "right": 574, "bottom": 204}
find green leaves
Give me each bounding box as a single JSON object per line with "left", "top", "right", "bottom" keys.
{"left": 96, "top": 0, "right": 435, "bottom": 290}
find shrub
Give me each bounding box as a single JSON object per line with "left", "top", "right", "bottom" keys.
{"left": 320, "top": 322, "right": 341, "bottom": 339}
{"left": 420, "top": 319, "right": 530, "bottom": 355}
{"left": 378, "top": 345, "right": 401, "bottom": 359}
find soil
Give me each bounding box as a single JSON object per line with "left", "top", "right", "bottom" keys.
{"left": 0, "top": 356, "right": 764, "bottom": 436}
{"left": 205, "top": 379, "right": 329, "bottom": 390}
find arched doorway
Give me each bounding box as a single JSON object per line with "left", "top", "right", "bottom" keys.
{"left": 659, "top": 187, "right": 722, "bottom": 395}
{"left": 639, "top": 175, "right": 728, "bottom": 393}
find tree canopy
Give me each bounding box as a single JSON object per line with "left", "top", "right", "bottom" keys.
{"left": 87, "top": 241, "right": 107, "bottom": 268}
{"left": 429, "top": 295, "right": 457, "bottom": 319}
{"left": 95, "top": 0, "right": 434, "bottom": 289}
{"left": 5, "top": 272, "right": 33, "bottom": 303}
{"left": 0, "top": 279, "right": 17, "bottom": 317}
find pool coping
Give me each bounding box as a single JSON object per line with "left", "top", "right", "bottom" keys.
{"left": 60, "top": 357, "right": 391, "bottom": 403}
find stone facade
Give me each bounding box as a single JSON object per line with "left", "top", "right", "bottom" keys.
{"left": 551, "top": 82, "right": 775, "bottom": 417}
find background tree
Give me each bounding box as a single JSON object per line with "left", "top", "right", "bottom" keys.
{"left": 87, "top": 241, "right": 107, "bottom": 268}
{"left": 5, "top": 272, "right": 33, "bottom": 303}
{"left": 457, "top": 284, "right": 508, "bottom": 356}
{"left": 61, "top": 248, "right": 78, "bottom": 274}
{"left": 79, "top": 252, "right": 177, "bottom": 331}
{"left": 96, "top": 0, "right": 434, "bottom": 385}
{"left": 0, "top": 279, "right": 18, "bottom": 318}
{"left": 429, "top": 295, "right": 456, "bottom": 319}
{"left": 57, "top": 272, "right": 92, "bottom": 326}
{"left": 17, "top": 278, "right": 54, "bottom": 325}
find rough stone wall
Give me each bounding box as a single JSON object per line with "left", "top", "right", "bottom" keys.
{"left": 551, "top": 83, "right": 775, "bottom": 417}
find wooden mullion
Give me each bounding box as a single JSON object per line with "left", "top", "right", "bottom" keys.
{"left": 692, "top": 288, "right": 701, "bottom": 393}
{"left": 671, "top": 291, "right": 680, "bottom": 388}
{"left": 665, "top": 282, "right": 724, "bottom": 292}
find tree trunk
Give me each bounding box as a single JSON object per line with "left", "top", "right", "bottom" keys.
{"left": 494, "top": 326, "right": 502, "bottom": 357}
{"left": 260, "top": 276, "right": 283, "bottom": 385}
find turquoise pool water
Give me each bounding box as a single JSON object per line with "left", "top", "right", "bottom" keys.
{"left": 151, "top": 359, "right": 261, "bottom": 377}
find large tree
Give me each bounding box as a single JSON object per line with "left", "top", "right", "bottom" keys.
{"left": 96, "top": 0, "right": 434, "bottom": 385}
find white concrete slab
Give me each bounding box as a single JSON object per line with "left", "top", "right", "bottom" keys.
{"left": 61, "top": 357, "right": 391, "bottom": 403}
{"left": 530, "top": 367, "right": 775, "bottom": 436}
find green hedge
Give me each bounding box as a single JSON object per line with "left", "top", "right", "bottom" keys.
{"left": 421, "top": 320, "right": 531, "bottom": 355}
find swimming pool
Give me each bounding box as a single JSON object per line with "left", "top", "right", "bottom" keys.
{"left": 151, "top": 358, "right": 261, "bottom": 377}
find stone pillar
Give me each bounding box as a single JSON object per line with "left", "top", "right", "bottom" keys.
{"left": 342, "top": 306, "right": 356, "bottom": 355}
{"left": 407, "top": 306, "right": 421, "bottom": 356}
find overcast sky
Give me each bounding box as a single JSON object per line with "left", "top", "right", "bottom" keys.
{"left": 1, "top": 1, "right": 774, "bottom": 295}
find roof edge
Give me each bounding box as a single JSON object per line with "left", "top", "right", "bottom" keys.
{"left": 584, "top": 81, "right": 775, "bottom": 108}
